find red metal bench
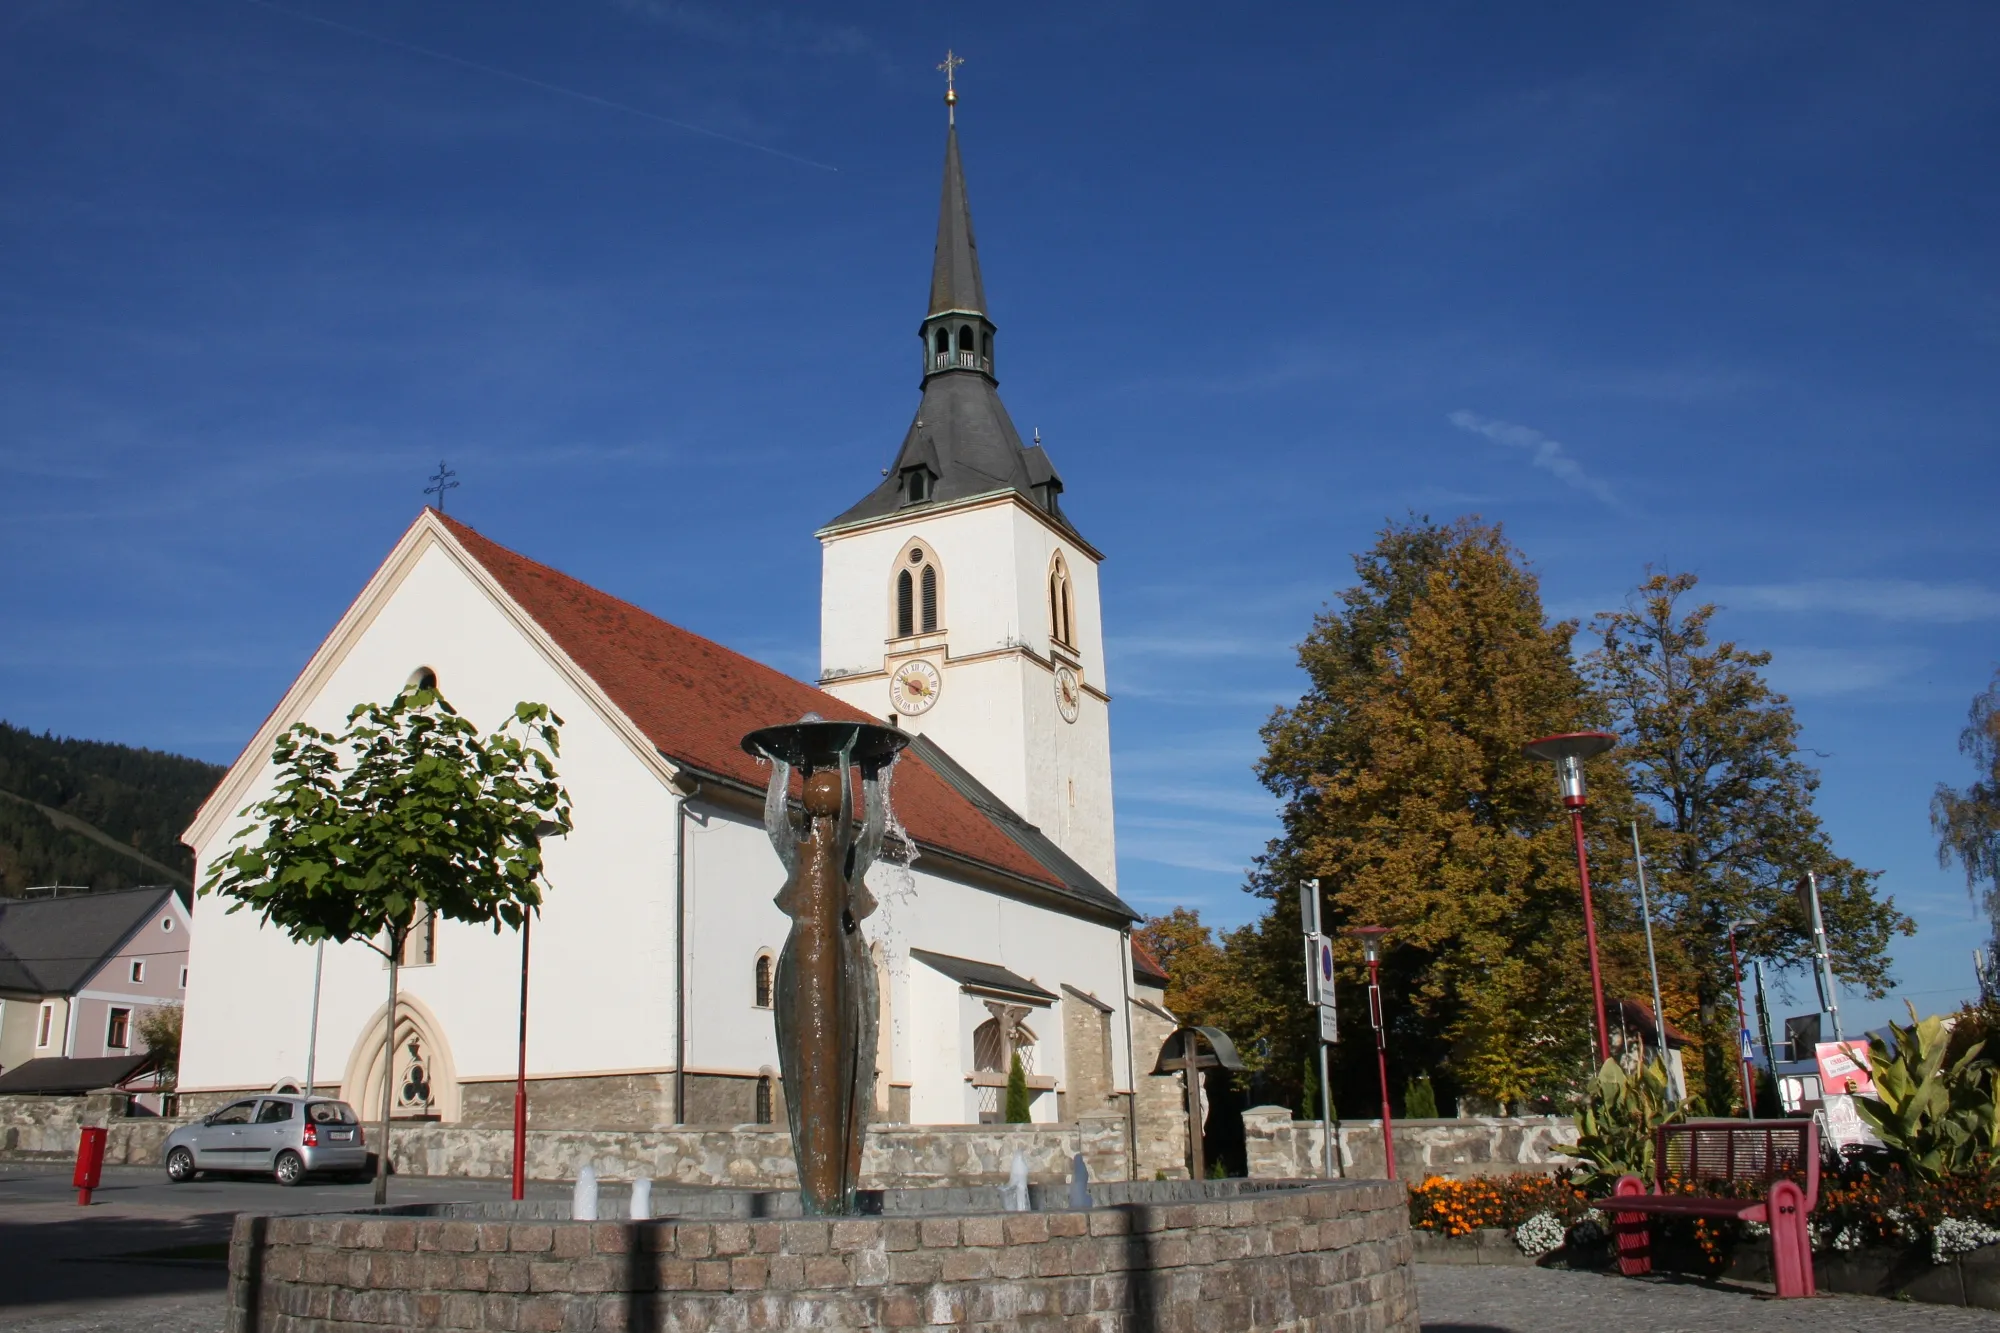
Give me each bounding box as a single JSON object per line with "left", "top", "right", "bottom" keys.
{"left": 1604, "top": 1118, "right": 1820, "bottom": 1298}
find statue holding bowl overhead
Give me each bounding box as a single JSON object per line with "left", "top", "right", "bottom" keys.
{"left": 741, "top": 718, "right": 907, "bottom": 1217}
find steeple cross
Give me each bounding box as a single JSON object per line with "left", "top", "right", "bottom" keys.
{"left": 424, "top": 460, "right": 459, "bottom": 513}
{"left": 938, "top": 49, "right": 963, "bottom": 123}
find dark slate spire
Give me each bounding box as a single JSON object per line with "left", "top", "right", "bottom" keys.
{"left": 822, "top": 87, "right": 1088, "bottom": 548}
{"left": 928, "top": 127, "right": 986, "bottom": 319}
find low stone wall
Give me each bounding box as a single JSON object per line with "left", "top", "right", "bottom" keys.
{"left": 384, "top": 1113, "right": 1136, "bottom": 1190}
{"left": 227, "top": 1178, "right": 1417, "bottom": 1332}
{"left": 2, "top": 1093, "right": 1571, "bottom": 1190}
{"left": 0, "top": 1093, "right": 174, "bottom": 1160}
{"left": 1242, "top": 1107, "right": 1577, "bottom": 1181}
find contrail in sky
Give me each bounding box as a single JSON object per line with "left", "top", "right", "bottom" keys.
{"left": 240, "top": 0, "right": 839, "bottom": 173}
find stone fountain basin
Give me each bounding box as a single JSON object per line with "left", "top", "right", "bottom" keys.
{"left": 227, "top": 1177, "right": 1417, "bottom": 1332}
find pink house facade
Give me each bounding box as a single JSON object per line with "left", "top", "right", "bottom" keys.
{"left": 0, "top": 886, "right": 190, "bottom": 1103}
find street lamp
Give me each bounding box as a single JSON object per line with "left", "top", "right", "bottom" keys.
{"left": 1725, "top": 919, "right": 1757, "bottom": 1116}
{"left": 1524, "top": 731, "right": 1618, "bottom": 1065}
{"left": 1349, "top": 926, "right": 1396, "bottom": 1181}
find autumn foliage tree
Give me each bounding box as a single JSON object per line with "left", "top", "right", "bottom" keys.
{"left": 1248, "top": 517, "right": 1641, "bottom": 1112}
{"left": 1589, "top": 572, "right": 1910, "bottom": 1109}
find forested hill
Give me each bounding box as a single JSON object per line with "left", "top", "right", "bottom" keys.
{"left": 0, "top": 721, "right": 225, "bottom": 895}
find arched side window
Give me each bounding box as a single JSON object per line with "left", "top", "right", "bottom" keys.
{"left": 890, "top": 542, "right": 942, "bottom": 639}
{"left": 755, "top": 1072, "right": 775, "bottom": 1125}
{"left": 972, "top": 1018, "right": 1037, "bottom": 1073}
{"left": 1048, "top": 554, "right": 1074, "bottom": 649}
{"left": 754, "top": 952, "right": 774, "bottom": 1009}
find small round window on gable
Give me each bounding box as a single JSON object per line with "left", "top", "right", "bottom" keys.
{"left": 908, "top": 548, "right": 924, "bottom": 564}
{"left": 405, "top": 666, "right": 438, "bottom": 693}
{"left": 162, "top": 917, "right": 176, "bottom": 932}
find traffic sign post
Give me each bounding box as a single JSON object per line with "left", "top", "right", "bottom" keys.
{"left": 1301, "top": 879, "right": 1338, "bottom": 1177}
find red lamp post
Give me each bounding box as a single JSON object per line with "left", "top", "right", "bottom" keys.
{"left": 1349, "top": 925, "right": 1396, "bottom": 1181}
{"left": 1524, "top": 731, "right": 1618, "bottom": 1066}
{"left": 1725, "top": 920, "right": 1756, "bottom": 1116}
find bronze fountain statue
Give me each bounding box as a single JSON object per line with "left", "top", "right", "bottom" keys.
{"left": 741, "top": 717, "right": 908, "bottom": 1216}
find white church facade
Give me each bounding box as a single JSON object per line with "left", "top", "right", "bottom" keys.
{"left": 178, "top": 110, "right": 1163, "bottom": 1138}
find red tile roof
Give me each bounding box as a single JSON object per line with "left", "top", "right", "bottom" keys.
{"left": 1130, "top": 938, "right": 1170, "bottom": 988}
{"left": 437, "top": 513, "right": 1069, "bottom": 896}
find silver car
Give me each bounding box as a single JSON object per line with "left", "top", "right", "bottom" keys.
{"left": 163, "top": 1094, "right": 368, "bottom": 1186}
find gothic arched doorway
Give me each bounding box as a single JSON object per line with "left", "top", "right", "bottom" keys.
{"left": 340, "top": 993, "right": 460, "bottom": 1123}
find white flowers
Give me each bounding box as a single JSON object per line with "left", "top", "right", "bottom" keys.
{"left": 1931, "top": 1216, "right": 2000, "bottom": 1265}
{"left": 1514, "top": 1210, "right": 1568, "bottom": 1257}
{"left": 1808, "top": 1221, "right": 1863, "bottom": 1253}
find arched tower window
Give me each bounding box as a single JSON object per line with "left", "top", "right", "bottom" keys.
{"left": 934, "top": 327, "right": 950, "bottom": 359}
{"left": 1048, "top": 554, "right": 1074, "bottom": 649}
{"left": 891, "top": 542, "right": 942, "bottom": 639}
{"left": 957, "top": 325, "right": 974, "bottom": 363}
{"left": 753, "top": 952, "right": 774, "bottom": 1009}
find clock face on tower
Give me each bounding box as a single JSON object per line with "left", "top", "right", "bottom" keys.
{"left": 1054, "top": 665, "right": 1081, "bottom": 723}
{"left": 890, "top": 659, "right": 942, "bottom": 715}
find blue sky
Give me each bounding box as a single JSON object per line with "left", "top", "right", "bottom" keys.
{"left": 3, "top": 2, "right": 1996, "bottom": 1037}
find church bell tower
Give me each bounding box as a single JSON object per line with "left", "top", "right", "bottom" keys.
{"left": 817, "top": 66, "right": 1117, "bottom": 891}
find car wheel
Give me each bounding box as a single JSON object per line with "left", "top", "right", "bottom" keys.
{"left": 166, "top": 1147, "right": 197, "bottom": 1183}
{"left": 274, "top": 1151, "right": 306, "bottom": 1187}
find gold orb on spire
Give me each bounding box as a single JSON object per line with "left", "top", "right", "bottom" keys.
{"left": 938, "top": 49, "right": 964, "bottom": 122}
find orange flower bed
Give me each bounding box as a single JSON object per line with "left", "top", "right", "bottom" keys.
{"left": 1407, "top": 1172, "right": 1590, "bottom": 1237}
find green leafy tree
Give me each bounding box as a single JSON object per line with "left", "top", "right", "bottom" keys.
{"left": 1934, "top": 670, "right": 2000, "bottom": 988}
{"left": 135, "top": 1002, "right": 183, "bottom": 1087}
{"left": 1249, "top": 517, "right": 1641, "bottom": 1112}
{"left": 201, "top": 686, "right": 570, "bottom": 1202}
{"left": 1588, "top": 572, "right": 1912, "bottom": 1110}
{"left": 1004, "top": 1052, "right": 1032, "bottom": 1124}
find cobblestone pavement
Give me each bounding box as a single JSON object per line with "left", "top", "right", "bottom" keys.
{"left": 2, "top": 1291, "right": 224, "bottom": 1333}
{"left": 1419, "top": 1263, "right": 2000, "bottom": 1332}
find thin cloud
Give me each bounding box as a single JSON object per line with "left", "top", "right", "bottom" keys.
{"left": 1715, "top": 580, "right": 2000, "bottom": 624}
{"left": 1761, "top": 646, "right": 1928, "bottom": 699}
{"left": 1447, "top": 410, "right": 1619, "bottom": 507}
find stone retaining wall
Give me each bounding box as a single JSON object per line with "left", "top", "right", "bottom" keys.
{"left": 3, "top": 1093, "right": 1572, "bottom": 1188}
{"left": 226, "top": 1179, "right": 1417, "bottom": 1332}
{"left": 1242, "top": 1107, "right": 1577, "bottom": 1181}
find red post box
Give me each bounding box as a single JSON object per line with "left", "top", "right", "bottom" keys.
{"left": 74, "top": 1125, "right": 108, "bottom": 1205}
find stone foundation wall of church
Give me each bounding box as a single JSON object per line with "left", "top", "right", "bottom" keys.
{"left": 460, "top": 1074, "right": 677, "bottom": 1131}
{"left": 1129, "top": 1001, "right": 1191, "bottom": 1179}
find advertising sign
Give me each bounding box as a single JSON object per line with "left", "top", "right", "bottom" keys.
{"left": 1815, "top": 1041, "right": 1875, "bottom": 1099}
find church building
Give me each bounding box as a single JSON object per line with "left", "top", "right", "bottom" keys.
{"left": 178, "top": 99, "right": 1158, "bottom": 1143}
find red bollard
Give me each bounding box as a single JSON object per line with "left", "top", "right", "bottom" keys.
{"left": 73, "top": 1126, "right": 107, "bottom": 1205}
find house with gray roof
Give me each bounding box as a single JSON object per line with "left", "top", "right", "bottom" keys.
{"left": 0, "top": 886, "right": 190, "bottom": 1100}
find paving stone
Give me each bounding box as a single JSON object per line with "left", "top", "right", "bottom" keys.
{"left": 1417, "top": 1262, "right": 2000, "bottom": 1331}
